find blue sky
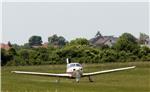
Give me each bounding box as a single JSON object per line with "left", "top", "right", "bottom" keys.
{"left": 2, "top": 2, "right": 149, "bottom": 45}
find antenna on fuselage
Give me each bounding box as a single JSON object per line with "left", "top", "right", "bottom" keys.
{"left": 66, "top": 58, "right": 71, "bottom": 64}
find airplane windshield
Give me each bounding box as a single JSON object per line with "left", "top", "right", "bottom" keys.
{"left": 76, "top": 64, "right": 81, "bottom": 67}
{"left": 68, "top": 63, "right": 81, "bottom": 68}
{"left": 69, "top": 64, "right": 75, "bottom": 68}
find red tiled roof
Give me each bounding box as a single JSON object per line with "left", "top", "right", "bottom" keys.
{"left": 0, "top": 43, "right": 11, "bottom": 50}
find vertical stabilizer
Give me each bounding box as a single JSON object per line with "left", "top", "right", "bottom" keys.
{"left": 66, "top": 58, "right": 70, "bottom": 64}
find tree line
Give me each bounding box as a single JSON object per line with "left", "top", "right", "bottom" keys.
{"left": 1, "top": 32, "right": 150, "bottom": 66}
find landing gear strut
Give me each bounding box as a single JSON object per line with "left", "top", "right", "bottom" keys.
{"left": 88, "top": 76, "right": 93, "bottom": 82}
{"left": 55, "top": 77, "right": 60, "bottom": 83}
{"left": 75, "top": 71, "right": 81, "bottom": 83}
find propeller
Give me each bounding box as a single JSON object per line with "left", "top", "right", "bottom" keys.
{"left": 74, "top": 70, "right": 82, "bottom": 83}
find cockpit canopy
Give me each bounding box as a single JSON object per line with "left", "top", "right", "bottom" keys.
{"left": 67, "top": 63, "right": 82, "bottom": 68}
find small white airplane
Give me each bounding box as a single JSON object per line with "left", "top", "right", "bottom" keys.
{"left": 12, "top": 58, "right": 136, "bottom": 83}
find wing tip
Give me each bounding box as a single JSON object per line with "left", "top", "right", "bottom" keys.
{"left": 11, "top": 71, "right": 20, "bottom": 73}
{"left": 11, "top": 71, "right": 16, "bottom": 73}
{"left": 131, "top": 66, "right": 136, "bottom": 68}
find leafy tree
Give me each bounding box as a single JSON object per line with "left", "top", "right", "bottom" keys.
{"left": 138, "top": 46, "right": 150, "bottom": 58}
{"left": 29, "top": 35, "right": 42, "bottom": 47}
{"left": 2, "top": 32, "right": 150, "bottom": 66}
{"left": 48, "top": 51, "right": 61, "bottom": 64}
{"left": 6, "top": 56, "right": 27, "bottom": 66}
{"left": 1, "top": 49, "right": 8, "bottom": 66}
{"left": 56, "top": 45, "right": 99, "bottom": 63}
{"left": 23, "top": 43, "right": 31, "bottom": 49}
{"left": 18, "top": 49, "right": 30, "bottom": 65}
{"left": 34, "top": 48, "right": 49, "bottom": 62}
{"left": 1, "top": 49, "right": 13, "bottom": 66}
{"left": 19, "top": 49, "right": 29, "bottom": 59}
{"left": 12, "top": 44, "right": 21, "bottom": 50}
{"left": 100, "top": 49, "right": 118, "bottom": 62}
{"left": 118, "top": 51, "right": 128, "bottom": 62}
{"left": 114, "top": 33, "right": 138, "bottom": 52}
{"left": 141, "top": 54, "right": 150, "bottom": 61}
{"left": 8, "top": 41, "right": 12, "bottom": 47}
{"left": 8, "top": 48, "right": 17, "bottom": 56}
{"left": 59, "top": 36, "right": 67, "bottom": 46}
{"left": 69, "top": 38, "right": 89, "bottom": 46}
{"left": 48, "top": 34, "right": 67, "bottom": 46}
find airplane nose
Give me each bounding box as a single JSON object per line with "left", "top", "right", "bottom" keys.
{"left": 76, "top": 68, "right": 82, "bottom": 71}
{"left": 72, "top": 68, "right": 83, "bottom": 78}
{"left": 73, "top": 67, "right": 83, "bottom": 73}
{"left": 78, "top": 67, "right": 82, "bottom": 71}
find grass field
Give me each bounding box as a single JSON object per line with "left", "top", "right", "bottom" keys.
{"left": 1, "top": 62, "right": 150, "bottom": 92}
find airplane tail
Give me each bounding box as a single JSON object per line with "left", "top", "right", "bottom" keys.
{"left": 66, "top": 58, "right": 71, "bottom": 64}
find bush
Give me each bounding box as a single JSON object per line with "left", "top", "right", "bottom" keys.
{"left": 141, "top": 54, "right": 150, "bottom": 61}
{"left": 2, "top": 36, "right": 150, "bottom": 66}
{"left": 6, "top": 56, "right": 27, "bottom": 66}
{"left": 118, "top": 51, "right": 129, "bottom": 62}
{"left": 100, "top": 50, "right": 118, "bottom": 62}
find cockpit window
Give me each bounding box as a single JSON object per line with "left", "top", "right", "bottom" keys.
{"left": 76, "top": 64, "right": 81, "bottom": 67}
{"left": 68, "top": 63, "right": 81, "bottom": 68}
{"left": 70, "top": 64, "right": 75, "bottom": 67}
{"left": 68, "top": 64, "right": 75, "bottom": 68}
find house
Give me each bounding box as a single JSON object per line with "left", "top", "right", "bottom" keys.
{"left": 89, "top": 31, "right": 118, "bottom": 47}
{"left": 145, "top": 38, "right": 150, "bottom": 45}
{"left": 0, "top": 43, "right": 11, "bottom": 50}
{"left": 32, "top": 43, "right": 48, "bottom": 48}
{"left": 42, "top": 42, "right": 48, "bottom": 48}
{"left": 140, "top": 38, "right": 150, "bottom": 48}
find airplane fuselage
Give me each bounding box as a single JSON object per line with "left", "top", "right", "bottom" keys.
{"left": 66, "top": 63, "right": 83, "bottom": 78}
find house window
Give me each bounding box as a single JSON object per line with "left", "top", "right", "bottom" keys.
{"left": 110, "top": 40, "right": 112, "bottom": 42}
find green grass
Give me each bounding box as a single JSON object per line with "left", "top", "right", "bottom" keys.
{"left": 2, "top": 62, "right": 150, "bottom": 92}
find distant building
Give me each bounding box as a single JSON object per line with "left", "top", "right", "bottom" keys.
{"left": 31, "top": 42, "right": 49, "bottom": 48}
{"left": 140, "top": 38, "right": 150, "bottom": 48}
{"left": 0, "top": 43, "right": 11, "bottom": 50}
{"left": 145, "top": 38, "right": 150, "bottom": 45}
{"left": 89, "top": 31, "right": 118, "bottom": 47}
{"left": 42, "top": 42, "right": 48, "bottom": 48}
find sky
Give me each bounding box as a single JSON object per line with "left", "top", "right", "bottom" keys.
{"left": 2, "top": 2, "right": 149, "bottom": 45}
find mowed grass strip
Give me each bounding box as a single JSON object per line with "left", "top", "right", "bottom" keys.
{"left": 2, "top": 62, "right": 150, "bottom": 92}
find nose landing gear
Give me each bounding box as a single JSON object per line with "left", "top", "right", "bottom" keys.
{"left": 75, "top": 70, "right": 81, "bottom": 83}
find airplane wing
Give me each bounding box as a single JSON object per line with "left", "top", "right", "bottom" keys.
{"left": 11, "top": 71, "right": 71, "bottom": 78}
{"left": 82, "top": 66, "right": 136, "bottom": 77}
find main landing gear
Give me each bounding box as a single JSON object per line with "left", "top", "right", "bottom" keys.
{"left": 88, "top": 76, "right": 93, "bottom": 82}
